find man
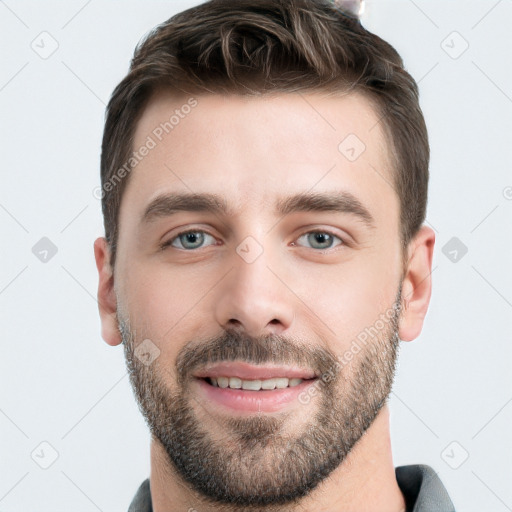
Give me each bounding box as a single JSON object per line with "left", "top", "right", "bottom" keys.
{"left": 93, "top": 0, "right": 455, "bottom": 510}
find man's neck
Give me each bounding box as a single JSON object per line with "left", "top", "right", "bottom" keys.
{"left": 149, "top": 404, "right": 406, "bottom": 512}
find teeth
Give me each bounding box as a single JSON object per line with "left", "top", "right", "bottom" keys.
{"left": 242, "top": 379, "right": 261, "bottom": 390}
{"left": 228, "top": 377, "right": 242, "bottom": 389}
{"left": 217, "top": 377, "right": 229, "bottom": 388}
{"left": 275, "top": 377, "right": 288, "bottom": 389}
{"left": 261, "top": 378, "right": 277, "bottom": 390}
{"left": 208, "top": 376, "right": 304, "bottom": 390}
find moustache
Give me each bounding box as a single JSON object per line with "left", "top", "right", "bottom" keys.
{"left": 174, "top": 329, "right": 340, "bottom": 387}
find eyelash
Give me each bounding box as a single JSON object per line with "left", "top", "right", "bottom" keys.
{"left": 159, "top": 228, "right": 346, "bottom": 252}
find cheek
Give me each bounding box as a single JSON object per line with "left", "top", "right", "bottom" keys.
{"left": 121, "top": 262, "right": 215, "bottom": 347}
{"left": 296, "top": 249, "right": 400, "bottom": 347}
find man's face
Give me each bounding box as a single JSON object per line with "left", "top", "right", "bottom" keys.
{"left": 113, "top": 91, "right": 405, "bottom": 507}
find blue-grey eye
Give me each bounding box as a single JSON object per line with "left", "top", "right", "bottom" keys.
{"left": 170, "top": 231, "right": 215, "bottom": 250}
{"left": 296, "top": 231, "right": 343, "bottom": 250}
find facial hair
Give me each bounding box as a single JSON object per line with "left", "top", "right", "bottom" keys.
{"left": 119, "top": 288, "right": 402, "bottom": 511}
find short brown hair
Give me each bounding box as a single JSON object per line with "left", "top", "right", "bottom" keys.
{"left": 100, "top": 0, "right": 429, "bottom": 269}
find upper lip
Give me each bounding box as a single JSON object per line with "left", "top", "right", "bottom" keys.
{"left": 193, "top": 361, "right": 317, "bottom": 380}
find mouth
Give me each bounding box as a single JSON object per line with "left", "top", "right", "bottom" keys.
{"left": 193, "top": 360, "right": 318, "bottom": 381}
{"left": 192, "top": 362, "right": 319, "bottom": 414}
{"left": 202, "top": 375, "right": 312, "bottom": 391}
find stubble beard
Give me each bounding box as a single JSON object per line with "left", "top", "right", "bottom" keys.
{"left": 119, "top": 291, "right": 402, "bottom": 511}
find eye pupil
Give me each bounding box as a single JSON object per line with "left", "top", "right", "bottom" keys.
{"left": 181, "top": 231, "right": 204, "bottom": 249}
{"left": 309, "top": 231, "right": 332, "bottom": 249}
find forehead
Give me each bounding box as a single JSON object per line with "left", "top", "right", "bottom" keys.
{"left": 121, "top": 90, "right": 397, "bottom": 228}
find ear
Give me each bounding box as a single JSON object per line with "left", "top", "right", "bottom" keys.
{"left": 93, "top": 237, "right": 122, "bottom": 346}
{"left": 399, "top": 225, "right": 436, "bottom": 342}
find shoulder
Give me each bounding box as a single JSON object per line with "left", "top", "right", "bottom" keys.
{"left": 395, "top": 464, "right": 455, "bottom": 512}
{"left": 127, "top": 478, "right": 152, "bottom": 512}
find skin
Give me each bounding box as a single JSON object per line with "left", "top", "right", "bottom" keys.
{"left": 94, "top": 90, "right": 435, "bottom": 511}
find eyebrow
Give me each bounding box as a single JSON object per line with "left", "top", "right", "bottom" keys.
{"left": 141, "top": 191, "right": 376, "bottom": 229}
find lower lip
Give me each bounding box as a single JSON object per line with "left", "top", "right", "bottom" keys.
{"left": 193, "top": 378, "right": 318, "bottom": 414}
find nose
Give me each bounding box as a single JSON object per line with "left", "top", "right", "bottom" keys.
{"left": 213, "top": 242, "right": 295, "bottom": 338}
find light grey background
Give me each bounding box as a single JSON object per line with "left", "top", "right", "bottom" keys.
{"left": 1, "top": 1, "right": 511, "bottom": 510}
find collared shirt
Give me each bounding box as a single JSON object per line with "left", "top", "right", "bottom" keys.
{"left": 128, "top": 464, "right": 455, "bottom": 511}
